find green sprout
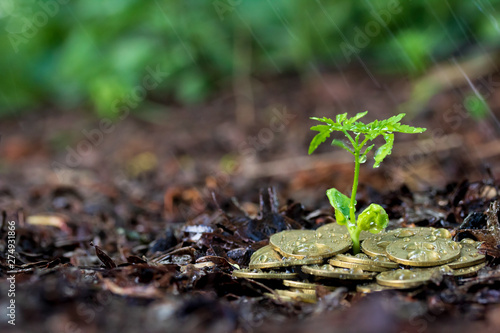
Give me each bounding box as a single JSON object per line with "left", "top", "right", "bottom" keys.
{"left": 308, "top": 112, "right": 426, "bottom": 253}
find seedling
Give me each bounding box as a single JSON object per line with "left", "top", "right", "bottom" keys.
{"left": 308, "top": 112, "right": 426, "bottom": 254}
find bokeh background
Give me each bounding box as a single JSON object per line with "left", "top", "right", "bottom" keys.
{"left": 1, "top": 0, "right": 500, "bottom": 207}
{"left": 0, "top": 0, "right": 499, "bottom": 114}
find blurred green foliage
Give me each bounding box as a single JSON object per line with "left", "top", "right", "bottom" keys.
{"left": 0, "top": 0, "right": 499, "bottom": 117}
{"left": 464, "top": 93, "right": 489, "bottom": 119}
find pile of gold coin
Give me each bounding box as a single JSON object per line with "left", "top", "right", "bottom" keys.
{"left": 232, "top": 224, "right": 487, "bottom": 302}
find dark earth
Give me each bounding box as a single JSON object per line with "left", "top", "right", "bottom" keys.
{"left": 1, "top": 69, "right": 500, "bottom": 333}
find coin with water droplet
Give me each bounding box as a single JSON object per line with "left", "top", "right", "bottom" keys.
{"left": 264, "top": 292, "right": 294, "bottom": 302}
{"left": 249, "top": 245, "right": 324, "bottom": 269}
{"left": 302, "top": 264, "right": 377, "bottom": 280}
{"left": 274, "top": 289, "right": 317, "bottom": 303}
{"left": 451, "top": 262, "right": 487, "bottom": 277}
{"left": 376, "top": 268, "right": 433, "bottom": 288}
{"left": 446, "top": 239, "right": 485, "bottom": 269}
{"left": 328, "top": 258, "right": 390, "bottom": 272}
{"left": 283, "top": 280, "right": 338, "bottom": 290}
{"left": 290, "top": 288, "right": 317, "bottom": 295}
{"left": 232, "top": 268, "right": 299, "bottom": 279}
{"left": 316, "top": 223, "right": 371, "bottom": 241}
{"left": 270, "top": 230, "right": 351, "bottom": 259}
{"left": 356, "top": 283, "right": 405, "bottom": 293}
{"left": 385, "top": 239, "right": 460, "bottom": 267}
{"left": 335, "top": 253, "right": 399, "bottom": 269}
{"left": 361, "top": 227, "right": 451, "bottom": 257}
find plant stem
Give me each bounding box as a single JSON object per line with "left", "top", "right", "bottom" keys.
{"left": 349, "top": 146, "right": 361, "bottom": 253}
{"left": 350, "top": 228, "right": 361, "bottom": 254}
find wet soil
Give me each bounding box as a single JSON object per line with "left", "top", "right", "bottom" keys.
{"left": 1, "top": 70, "right": 500, "bottom": 333}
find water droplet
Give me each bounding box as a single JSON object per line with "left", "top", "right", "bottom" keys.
{"left": 403, "top": 242, "right": 417, "bottom": 251}
{"left": 351, "top": 267, "right": 363, "bottom": 274}
{"left": 460, "top": 238, "right": 473, "bottom": 244}
{"left": 374, "top": 255, "right": 390, "bottom": 262}
{"left": 408, "top": 249, "right": 441, "bottom": 261}
{"left": 423, "top": 243, "right": 436, "bottom": 250}
{"left": 433, "top": 229, "right": 451, "bottom": 239}
{"left": 438, "top": 265, "right": 453, "bottom": 274}
{"left": 376, "top": 240, "right": 391, "bottom": 248}
{"left": 395, "top": 270, "right": 417, "bottom": 280}
{"left": 397, "top": 230, "right": 416, "bottom": 237}
{"left": 359, "top": 155, "right": 367, "bottom": 163}
{"left": 356, "top": 253, "right": 369, "bottom": 259}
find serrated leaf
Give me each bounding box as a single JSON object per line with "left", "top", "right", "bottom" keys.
{"left": 308, "top": 129, "right": 332, "bottom": 154}
{"left": 373, "top": 133, "right": 394, "bottom": 167}
{"left": 336, "top": 113, "right": 347, "bottom": 124}
{"left": 310, "top": 116, "right": 336, "bottom": 126}
{"left": 347, "top": 111, "right": 368, "bottom": 124}
{"left": 386, "top": 113, "right": 406, "bottom": 124}
{"left": 331, "top": 139, "right": 352, "bottom": 153}
{"left": 349, "top": 122, "right": 370, "bottom": 135}
{"left": 392, "top": 123, "right": 426, "bottom": 133}
{"left": 361, "top": 144, "right": 375, "bottom": 159}
{"left": 369, "top": 119, "right": 379, "bottom": 130}
{"left": 326, "top": 188, "right": 351, "bottom": 225}
{"left": 310, "top": 124, "right": 331, "bottom": 132}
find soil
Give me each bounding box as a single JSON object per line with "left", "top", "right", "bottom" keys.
{"left": 1, "top": 69, "right": 500, "bottom": 333}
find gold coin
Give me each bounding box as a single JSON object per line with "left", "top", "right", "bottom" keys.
{"left": 263, "top": 292, "right": 293, "bottom": 302}
{"left": 302, "top": 264, "right": 377, "bottom": 280}
{"left": 249, "top": 245, "right": 324, "bottom": 269}
{"left": 452, "top": 262, "right": 487, "bottom": 277}
{"left": 446, "top": 239, "right": 486, "bottom": 269}
{"left": 283, "top": 280, "right": 337, "bottom": 291}
{"left": 335, "top": 253, "right": 399, "bottom": 269}
{"left": 356, "top": 283, "right": 405, "bottom": 293}
{"left": 328, "top": 258, "right": 390, "bottom": 272}
{"left": 316, "top": 223, "right": 371, "bottom": 241}
{"left": 270, "top": 230, "right": 351, "bottom": 259}
{"left": 361, "top": 227, "right": 451, "bottom": 257}
{"left": 232, "top": 268, "right": 298, "bottom": 279}
{"left": 385, "top": 239, "right": 461, "bottom": 267}
{"left": 275, "top": 289, "right": 317, "bottom": 303}
{"left": 376, "top": 268, "right": 432, "bottom": 288}
{"left": 289, "top": 288, "right": 317, "bottom": 295}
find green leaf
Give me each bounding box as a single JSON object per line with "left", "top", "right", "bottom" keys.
{"left": 385, "top": 113, "right": 406, "bottom": 125}
{"left": 308, "top": 129, "right": 331, "bottom": 154}
{"left": 308, "top": 112, "right": 426, "bottom": 164}
{"left": 310, "top": 117, "right": 336, "bottom": 126}
{"left": 373, "top": 133, "right": 394, "bottom": 168}
{"left": 346, "top": 111, "right": 368, "bottom": 124}
{"left": 357, "top": 203, "right": 389, "bottom": 234}
{"left": 331, "top": 139, "right": 353, "bottom": 154}
{"left": 361, "top": 144, "right": 374, "bottom": 159}
{"left": 326, "top": 188, "right": 351, "bottom": 225}
{"left": 391, "top": 123, "right": 426, "bottom": 133}
{"left": 464, "top": 94, "right": 489, "bottom": 120}
{"left": 350, "top": 122, "right": 370, "bottom": 135}
{"left": 310, "top": 124, "right": 331, "bottom": 132}
{"left": 336, "top": 113, "right": 347, "bottom": 124}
